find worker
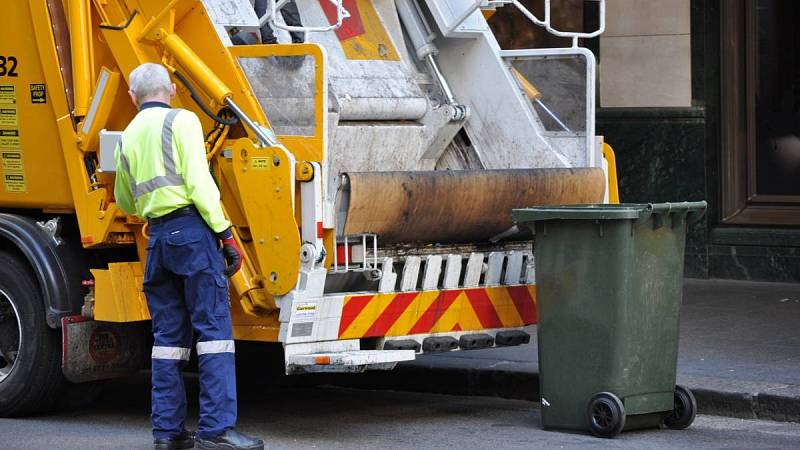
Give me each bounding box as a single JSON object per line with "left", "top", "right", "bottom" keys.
{"left": 256, "top": 0, "right": 305, "bottom": 44}
{"left": 232, "top": 0, "right": 304, "bottom": 45}
{"left": 236, "top": 0, "right": 305, "bottom": 45}
{"left": 114, "top": 63, "right": 264, "bottom": 450}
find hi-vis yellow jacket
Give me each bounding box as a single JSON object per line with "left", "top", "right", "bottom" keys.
{"left": 114, "top": 102, "right": 230, "bottom": 233}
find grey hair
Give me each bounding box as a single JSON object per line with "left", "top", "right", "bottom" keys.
{"left": 128, "top": 63, "right": 172, "bottom": 104}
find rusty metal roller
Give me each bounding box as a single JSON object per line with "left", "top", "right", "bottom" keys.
{"left": 336, "top": 168, "right": 607, "bottom": 244}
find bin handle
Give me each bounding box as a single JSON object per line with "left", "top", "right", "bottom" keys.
{"left": 639, "top": 201, "right": 707, "bottom": 229}
{"left": 684, "top": 201, "right": 708, "bottom": 225}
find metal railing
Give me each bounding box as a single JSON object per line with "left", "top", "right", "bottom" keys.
{"left": 331, "top": 234, "right": 380, "bottom": 275}
{"left": 444, "top": 0, "right": 606, "bottom": 48}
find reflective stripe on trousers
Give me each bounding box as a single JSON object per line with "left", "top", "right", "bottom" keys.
{"left": 197, "top": 340, "right": 235, "bottom": 355}
{"left": 152, "top": 346, "right": 191, "bottom": 360}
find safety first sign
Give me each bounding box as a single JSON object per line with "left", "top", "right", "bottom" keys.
{"left": 0, "top": 85, "right": 25, "bottom": 193}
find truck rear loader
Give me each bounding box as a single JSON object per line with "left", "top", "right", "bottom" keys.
{"left": 0, "top": 0, "right": 614, "bottom": 415}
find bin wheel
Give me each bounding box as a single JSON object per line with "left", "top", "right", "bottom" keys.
{"left": 664, "top": 385, "right": 696, "bottom": 430}
{"left": 587, "top": 392, "right": 626, "bottom": 438}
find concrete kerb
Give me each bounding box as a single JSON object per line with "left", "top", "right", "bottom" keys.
{"left": 681, "top": 375, "right": 800, "bottom": 423}
{"left": 308, "top": 366, "right": 800, "bottom": 424}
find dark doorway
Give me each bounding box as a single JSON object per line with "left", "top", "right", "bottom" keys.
{"left": 754, "top": 0, "right": 800, "bottom": 196}
{"left": 720, "top": 0, "right": 800, "bottom": 225}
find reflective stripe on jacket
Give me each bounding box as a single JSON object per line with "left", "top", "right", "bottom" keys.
{"left": 114, "top": 104, "right": 230, "bottom": 233}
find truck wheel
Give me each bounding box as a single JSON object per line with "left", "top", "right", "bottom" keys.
{"left": 663, "top": 385, "right": 697, "bottom": 430}
{"left": 587, "top": 392, "right": 626, "bottom": 438}
{"left": 0, "top": 251, "right": 70, "bottom": 416}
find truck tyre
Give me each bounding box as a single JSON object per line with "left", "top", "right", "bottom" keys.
{"left": 0, "top": 251, "right": 85, "bottom": 416}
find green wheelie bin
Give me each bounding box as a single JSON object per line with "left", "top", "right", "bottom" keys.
{"left": 512, "top": 202, "right": 707, "bottom": 438}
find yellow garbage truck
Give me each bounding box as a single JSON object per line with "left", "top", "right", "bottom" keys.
{"left": 0, "top": 0, "right": 613, "bottom": 415}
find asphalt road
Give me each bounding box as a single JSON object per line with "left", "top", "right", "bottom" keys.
{"left": 1, "top": 374, "right": 799, "bottom": 449}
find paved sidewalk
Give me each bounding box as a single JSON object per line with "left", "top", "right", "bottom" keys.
{"left": 321, "top": 279, "right": 800, "bottom": 422}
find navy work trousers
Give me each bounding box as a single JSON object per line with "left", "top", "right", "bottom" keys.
{"left": 143, "top": 210, "right": 237, "bottom": 440}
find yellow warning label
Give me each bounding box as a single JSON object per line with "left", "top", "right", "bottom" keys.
{"left": 2, "top": 152, "right": 22, "bottom": 171}
{"left": 0, "top": 108, "right": 17, "bottom": 127}
{"left": 3, "top": 173, "right": 26, "bottom": 192}
{"left": 251, "top": 157, "right": 270, "bottom": 170}
{"left": 0, "top": 85, "right": 15, "bottom": 105}
{"left": 0, "top": 129, "right": 19, "bottom": 150}
{"left": 0, "top": 85, "right": 23, "bottom": 193}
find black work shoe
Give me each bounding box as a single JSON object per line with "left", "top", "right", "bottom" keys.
{"left": 154, "top": 429, "right": 195, "bottom": 450}
{"left": 195, "top": 429, "right": 264, "bottom": 450}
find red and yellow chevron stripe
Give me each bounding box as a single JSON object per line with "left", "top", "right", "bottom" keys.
{"left": 338, "top": 286, "right": 537, "bottom": 339}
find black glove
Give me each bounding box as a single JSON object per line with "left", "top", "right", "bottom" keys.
{"left": 217, "top": 228, "right": 242, "bottom": 277}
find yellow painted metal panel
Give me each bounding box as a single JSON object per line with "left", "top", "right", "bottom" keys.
{"left": 92, "top": 263, "right": 150, "bottom": 322}
{"left": 230, "top": 138, "right": 301, "bottom": 298}
{"left": 232, "top": 325, "right": 280, "bottom": 342}
{"left": 77, "top": 68, "right": 121, "bottom": 152}
{"left": 68, "top": 0, "right": 93, "bottom": 116}
{"left": 230, "top": 300, "right": 280, "bottom": 342}
{"left": 0, "top": 1, "right": 73, "bottom": 208}
{"left": 92, "top": 260, "right": 282, "bottom": 342}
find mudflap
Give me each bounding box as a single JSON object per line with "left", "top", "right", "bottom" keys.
{"left": 61, "top": 316, "right": 148, "bottom": 383}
